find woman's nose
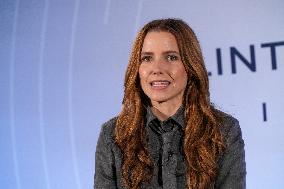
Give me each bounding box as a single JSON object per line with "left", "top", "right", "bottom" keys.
{"left": 151, "top": 59, "right": 165, "bottom": 75}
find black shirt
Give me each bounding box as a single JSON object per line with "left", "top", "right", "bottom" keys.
{"left": 145, "top": 106, "right": 187, "bottom": 188}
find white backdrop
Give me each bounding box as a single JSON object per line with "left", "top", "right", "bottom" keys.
{"left": 0, "top": 0, "right": 284, "bottom": 188}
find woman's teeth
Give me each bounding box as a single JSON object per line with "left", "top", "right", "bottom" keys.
{"left": 151, "top": 81, "right": 170, "bottom": 87}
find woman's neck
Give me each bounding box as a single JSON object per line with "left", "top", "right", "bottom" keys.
{"left": 151, "top": 100, "right": 182, "bottom": 121}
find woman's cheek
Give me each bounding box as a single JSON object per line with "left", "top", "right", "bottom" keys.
{"left": 139, "top": 70, "right": 148, "bottom": 79}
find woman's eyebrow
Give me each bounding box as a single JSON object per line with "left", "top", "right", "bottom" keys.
{"left": 141, "top": 51, "right": 153, "bottom": 55}
{"left": 162, "top": 50, "right": 179, "bottom": 54}
{"left": 141, "top": 51, "right": 180, "bottom": 55}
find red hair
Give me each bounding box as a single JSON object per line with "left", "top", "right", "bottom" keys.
{"left": 115, "top": 18, "right": 224, "bottom": 189}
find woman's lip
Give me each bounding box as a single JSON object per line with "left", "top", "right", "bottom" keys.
{"left": 150, "top": 81, "right": 171, "bottom": 86}
{"left": 150, "top": 80, "right": 171, "bottom": 86}
{"left": 150, "top": 81, "right": 171, "bottom": 89}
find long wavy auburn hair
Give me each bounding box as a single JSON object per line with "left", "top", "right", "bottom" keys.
{"left": 115, "top": 18, "right": 225, "bottom": 189}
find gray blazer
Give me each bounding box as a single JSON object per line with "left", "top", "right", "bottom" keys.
{"left": 94, "top": 113, "right": 246, "bottom": 189}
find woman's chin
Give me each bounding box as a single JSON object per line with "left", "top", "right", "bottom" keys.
{"left": 149, "top": 96, "right": 169, "bottom": 104}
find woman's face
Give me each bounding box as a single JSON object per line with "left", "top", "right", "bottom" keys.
{"left": 139, "top": 31, "right": 188, "bottom": 105}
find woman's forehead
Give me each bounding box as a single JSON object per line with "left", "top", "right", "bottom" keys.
{"left": 142, "top": 31, "right": 179, "bottom": 52}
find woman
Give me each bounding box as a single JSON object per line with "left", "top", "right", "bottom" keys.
{"left": 95, "top": 18, "right": 246, "bottom": 189}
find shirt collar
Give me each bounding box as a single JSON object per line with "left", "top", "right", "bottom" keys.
{"left": 146, "top": 106, "right": 185, "bottom": 128}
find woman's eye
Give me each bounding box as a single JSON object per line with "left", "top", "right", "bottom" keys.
{"left": 167, "top": 54, "right": 178, "bottom": 61}
{"left": 141, "top": 56, "right": 152, "bottom": 62}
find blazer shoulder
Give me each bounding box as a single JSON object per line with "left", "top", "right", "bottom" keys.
{"left": 100, "top": 117, "right": 118, "bottom": 145}
{"left": 214, "top": 110, "right": 246, "bottom": 188}
{"left": 215, "top": 110, "right": 242, "bottom": 144}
